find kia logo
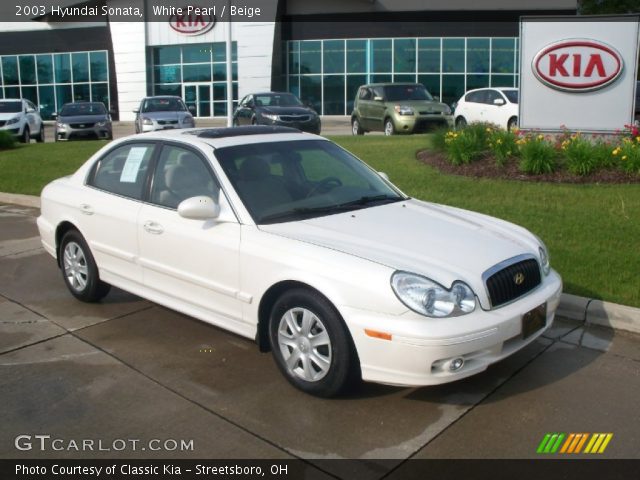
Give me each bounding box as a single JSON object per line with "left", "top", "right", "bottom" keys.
{"left": 532, "top": 39, "right": 623, "bottom": 92}
{"left": 169, "top": 7, "right": 216, "bottom": 36}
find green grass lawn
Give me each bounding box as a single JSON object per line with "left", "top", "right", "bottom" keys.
{"left": 1, "top": 136, "right": 639, "bottom": 308}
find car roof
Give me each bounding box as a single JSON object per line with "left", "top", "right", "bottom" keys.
{"left": 142, "top": 96, "right": 182, "bottom": 100}
{"left": 1, "top": 99, "right": 23, "bottom": 102}
{"left": 252, "top": 92, "right": 296, "bottom": 96}
{"left": 134, "top": 126, "right": 322, "bottom": 150}
{"left": 361, "top": 83, "right": 422, "bottom": 87}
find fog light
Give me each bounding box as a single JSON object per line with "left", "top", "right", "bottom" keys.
{"left": 449, "top": 357, "right": 464, "bottom": 372}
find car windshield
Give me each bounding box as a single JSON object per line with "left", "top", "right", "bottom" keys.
{"left": 255, "top": 94, "right": 303, "bottom": 107}
{"left": 384, "top": 85, "right": 432, "bottom": 102}
{"left": 215, "top": 139, "right": 405, "bottom": 224}
{"left": 60, "top": 103, "right": 106, "bottom": 116}
{"left": 142, "top": 98, "right": 186, "bottom": 113}
{"left": 0, "top": 101, "right": 22, "bottom": 113}
{"left": 502, "top": 90, "right": 518, "bottom": 104}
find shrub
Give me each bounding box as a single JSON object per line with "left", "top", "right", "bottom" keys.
{"left": 430, "top": 127, "right": 449, "bottom": 152}
{"left": 561, "top": 134, "right": 597, "bottom": 176}
{"left": 486, "top": 127, "right": 518, "bottom": 166}
{"left": 518, "top": 134, "right": 557, "bottom": 174}
{"left": 443, "top": 122, "right": 490, "bottom": 165}
{"left": 0, "top": 130, "right": 16, "bottom": 150}
{"left": 615, "top": 137, "right": 640, "bottom": 174}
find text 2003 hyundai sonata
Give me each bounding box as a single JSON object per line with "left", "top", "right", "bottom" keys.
{"left": 38, "top": 126, "right": 562, "bottom": 397}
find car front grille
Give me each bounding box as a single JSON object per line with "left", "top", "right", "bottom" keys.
{"left": 279, "top": 115, "right": 311, "bottom": 122}
{"left": 158, "top": 120, "right": 178, "bottom": 125}
{"left": 484, "top": 257, "right": 541, "bottom": 308}
{"left": 70, "top": 123, "right": 95, "bottom": 128}
{"left": 419, "top": 111, "right": 444, "bottom": 115}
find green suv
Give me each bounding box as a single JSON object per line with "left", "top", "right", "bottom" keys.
{"left": 351, "top": 83, "right": 453, "bottom": 135}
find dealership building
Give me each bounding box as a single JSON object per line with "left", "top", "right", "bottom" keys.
{"left": 0, "top": 0, "right": 577, "bottom": 120}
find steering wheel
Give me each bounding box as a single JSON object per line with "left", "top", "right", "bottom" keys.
{"left": 306, "top": 176, "right": 343, "bottom": 197}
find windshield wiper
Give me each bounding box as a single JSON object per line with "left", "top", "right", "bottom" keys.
{"left": 336, "top": 194, "right": 403, "bottom": 208}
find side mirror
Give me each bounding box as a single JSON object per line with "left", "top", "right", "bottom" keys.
{"left": 433, "top": 96, "right": 440, "bottom": 102}
{"left": 378, "top": 172, "right": 390, "bottom": 181}
{"left": 188, "top": 105, "right": 196, "bottom": 114}
{"left": 493, "top": 98, "right": 506, "bottom": 106}
{"left": 178, "top": 196, "right": 220, "bottom": 220}
{"left": 133, "top": 109, "right": 139, "bottom": 114}
{"left": 373, "top": 96, "right": 384, "bottom": 102}
{"left": 26, "top": 108, "right": 35, "bottom": 114}
{"left": 51, "top": 112, "right": 58, "bottom": 119}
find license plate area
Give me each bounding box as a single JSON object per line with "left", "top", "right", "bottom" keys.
{"left": 522, "top": 303, "right": 547, "bottom": 339}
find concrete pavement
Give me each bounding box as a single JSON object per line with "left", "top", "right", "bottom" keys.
{"left": 1, "top": 203, "right": 639, "bottom": 479}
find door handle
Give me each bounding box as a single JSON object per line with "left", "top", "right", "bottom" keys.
{"left": 143, "top": 221, "right": 164, "bottom": 235}
{"left": 79, "top": 204, "right": 94, "bottom": 215}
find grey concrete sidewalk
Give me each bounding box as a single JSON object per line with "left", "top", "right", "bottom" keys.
{"left": 1, "top": 203, "right": 639, "bottom": 479}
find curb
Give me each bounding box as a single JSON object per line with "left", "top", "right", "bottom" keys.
{"left": 1, "top": 192, "right": 639, "bottom": 334}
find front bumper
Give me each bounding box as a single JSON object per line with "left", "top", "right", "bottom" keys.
{"left": 342, "top": 269, "right": 562, "bottom": 387}
{"left": 0, "top": 124, "right": 21, "bottom": 136}
{"left": 393, "top": 113, "right": 454, "bottom": 133}
{"left": 56, "top": 125, "right": 112, "bottom": 141}
{"left": 141, "top": 120, "right": 194, "bottom": 132}
{"left": 260, "top": 117, "right": 321, "bottom": 134}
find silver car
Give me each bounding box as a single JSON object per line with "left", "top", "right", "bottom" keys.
{"left": 134, "top": 96, "right": 196, "bottom": 134}
{"left": 53, "top": 102, "right": 113, "bottom": 141}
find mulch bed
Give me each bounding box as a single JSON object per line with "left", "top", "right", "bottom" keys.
{"left": 417, "top": 150, "right": 640, "bottom": 184}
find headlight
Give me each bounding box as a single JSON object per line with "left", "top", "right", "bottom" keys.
{"left": 183, "top": 115, "right": 194, "bottom": 124}
{"left": 142, "top": 117, "right": 153, "bottom": 125}
{"left": 442, "top": 105, "right": 452, "bottom": 115}
{"left": 391, "top": 272, "right": 476, "bottom": 318}
{"left": 262, "top": 113, "right": 279, "bottom": 121}
{"left": 96, "top": 121, "right": 107, "bottom": 127}
{"left": 56, "top": 122, "right": 65, "bottom": 129}
{"left": 539, "top": 245, "right": 551, "bottom": 276}
{"left": 6, "top": 117, "right": 20, "bottom": 125}
{"left": 394, "top": 105, "right": 414, "bottom": 116}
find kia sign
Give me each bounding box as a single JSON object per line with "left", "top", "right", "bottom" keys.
{"left": 533, "top": 40, "right": 623, "bottom": 92}
{"left": 169, "top": 6, "right": 215, "bottom": 36}
{"left": 520, "top": 16, "right": 639, "bottom": 133}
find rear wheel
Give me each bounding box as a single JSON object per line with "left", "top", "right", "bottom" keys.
{"left": 384, "top": 118, "right": 395, "bottom": 136}
{"left": 21, "top": 126, "right": 30, "bottom": 143}
{"left": 351, "top": 117, "right": 364, "bottom": 135}
{"left": 60, "top": 230, "right": 111, "bottom": 303}
{"left": 269, "top": 289, "right": 359, "bottom": 397}
{"left": 507, "top": 117, "right": 518, "bottom": 131}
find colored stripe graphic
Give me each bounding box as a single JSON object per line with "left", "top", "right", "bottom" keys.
{"left": 538, "top": 433, "right": 613, "bottom": 454}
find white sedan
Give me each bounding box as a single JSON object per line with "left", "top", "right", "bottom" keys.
{"left": 37, "top": 126, "right": 562, "bottom": 397}
{"left": 454, "top": 88, "right": 519, "bottom": 130}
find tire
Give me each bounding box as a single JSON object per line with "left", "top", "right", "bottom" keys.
{"left": 269, "top": 288, "right": 359, "bottom": 397}
{"left": 384, "top": 118, "right": 395, "bottom": 136}
{"left": 59, "top": 230, "right": 111, "bottom": 303}
{"left": 351, "top": 117, "right": 364, "bottom": 136}
{"left": 36, "top": 125, "right": 45, "bottom": 143}
{"left": 135, "top": 123, "right": 140, "bottom": 134}
{"left": 507, "top": 117, "right": 518, "bottom": 132}
{"left": 21, "top": 126, "right": 30, "bottom": 144}
{"left": 455, "top": 116, "right": 467, "bottom": 129}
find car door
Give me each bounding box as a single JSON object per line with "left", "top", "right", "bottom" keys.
{"left": 25, "top": 101, "right": 39, "bottom": 133}
{"left": 480, "top": 89, "right": 505, "bottom": 126}
{"left": 84, "top": 141, "right": 158, "bottom": 285}
{"left": 236, "top": 95, "right": 254, "bottom": 125}
{"left": 357, "top": 87, "right": 373, "bottom": 130}
{"left": 137, "top": 142, "right": 244, "bottom": 328}
{"left": 369, "top": 86, "right": 387, "bottom": 130}
{"left": 461, "top": 90, "right": 485, "bottom": 124}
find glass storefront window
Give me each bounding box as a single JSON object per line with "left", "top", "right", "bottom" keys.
{"left": 38, "top": 85, "right": 55, "bottom": 118}
{"left": 370, "top": 39, "right": 392, "bottom": 73}
{"left": 213, "top": 64, "right": 226, "bottom": 82}
{"left": 288, "top": 41, "right": 300, "bottom": 75}
{"left": 2, "top": 56, "right": 19, "bottom": 86}
{"left": 491, "top": 38, "right": 515, "bottom": 74}
{"left": 55, "top": 84, "right": 72, "bottom": 107}
{"left": 54, "top": 54, "right": 71, "bottom": 83}
{"left": 155, "top": 65, "right": 181, "bottom": 84}
{"left": 467, "top": 38, "right": 490, "bottom": 73}
{"left": 442, "top": 74, "right": 465, "bottom": 105}
{"left": 21, "top": 85, "right": 37, "bottom": 105}
{"left": 183, "top": 64, "right": 211, "bottom": 82}
{"left": 418, "top": 74, "right": 440, "bottom": 99}
{"left": 90, "top": 51, "right": 108, "bottom": 82}
{"left": 394, "top": 39, "right": 416, "bottom": 73}
{"left": 466, "top": 74, "right": 490, "bottom": 90}
{"left": 155, "top": 84, "right": 181, "bottom": 96}
{"left": 491, "top": 74, "right": 515, "bottom": 87}
{"left": 323, "top": 40, "right": 344, "bottom": 74}
{"left": 91, "top": 83, "right": 109, "bottom": 108}
{"left": 154, "top": 46, "right": 180, "bottom": 65}
{"left": 347, "top": 40, "right": 367, "bottom": 73}
{"left": 346, "top": 74, "right": 367, "bottom": 112}
{"left": 72, "top": 52, "right": 89, "bottom": 82}
{"left": 300, "top": 41, "right": 321, "bottom": 75}
{"left": 36, "top": 55, "right": 53, "bottom": 84}
{"left": 19, "top": 56, "right": 36, "bottom": 84}
{"left": 442, "top": 39, "right": 465, "bottom": 73}
{"left": 183, "top": 45, "right": 211, "bottom": 64}
{"left": 5, "top": 87, "right": 20, "bottom": 98}
{"left": 73, "top": 83, "right": 90, "bottom": 101}
{"left": 300, "top": 75, "right": 321, "bottom": 113}
{"left": 323, "top": 75, "right": 345, "bottom": 115}
{"left": 394, "top": 74, "right": 417, "bottom": 84}
{"left": 418, "top": 39, "right": 440, "bottom": 73}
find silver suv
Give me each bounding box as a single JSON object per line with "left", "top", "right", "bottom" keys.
{"left": 0, "top": 99, "right": 45, "bottom": 143}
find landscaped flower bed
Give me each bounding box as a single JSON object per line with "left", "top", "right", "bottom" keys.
{"left": 427, "top": 123, "right": 640, "bottom": 183}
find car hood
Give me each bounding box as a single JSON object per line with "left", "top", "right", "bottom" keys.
{"left": 58, "top": 115, "right": 108, "bottom": 123}
{"left": 260, "top": 106, "right": 316, "bottom": 116}
{"left": 391, "top": 100, "right": 450, "bottom": 114}
{"left": 259, "top": 199, "right": 542, "bottom": 309}
{"left": 0, "top": 113, "right": 21, "bottom": 121}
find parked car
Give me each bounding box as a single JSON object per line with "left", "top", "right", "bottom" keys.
{"left": 233, "top": 92, "right": 321, "bottom": 134}
{"left": 351, "top": 83, "right": 453, "bottom": 136}
{"left": 0, "top": 98, "right": 44, "bottom": 143}
{"left": 134, "top": 96, "right": 195, "bottom": 134}
{"left": 53, "top": 102, "right": 113, "bottom": 141}
{"left": 454, "top": 88, "right": 519, "bottom": 131}
{"left": 37, "top": 126, "right": 562, "bottom": 397}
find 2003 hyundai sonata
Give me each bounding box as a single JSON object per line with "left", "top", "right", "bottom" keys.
{"left": 38, "top": 126, "right": 562, "bottom": 397}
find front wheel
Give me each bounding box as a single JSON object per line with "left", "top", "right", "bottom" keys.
{"left": 60, "top": 230, "right": 111, "bottom": 303}
{"left": 36, "top": 125, "right": 45, "bottom": 143}
{"left": 21, "top": 126, "right": 30, "bottom": 143}
{"left": 455, "top": 116, "right": 467, "bottom": 129}
{"left": 352, "top": 118, "right": 364, "bottom": 135}
{"left": 384, "top": 118, "right": 395, "bottom": 136}
{"left": 507, "top": 117, "right": 518, "bottom": 131}
{"left": 269, "top": 289, "right": 359, "bottom": 397}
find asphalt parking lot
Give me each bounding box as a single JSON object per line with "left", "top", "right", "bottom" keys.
{"left": 1, "top": 202, "right": 639, "bottom": 478}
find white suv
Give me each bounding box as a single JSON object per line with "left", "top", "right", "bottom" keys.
{"left": 454, "top": 88, "right": 519, "bottom": 131}
{"left": 0, "top": 98, "right": 45, "bottom": 143}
